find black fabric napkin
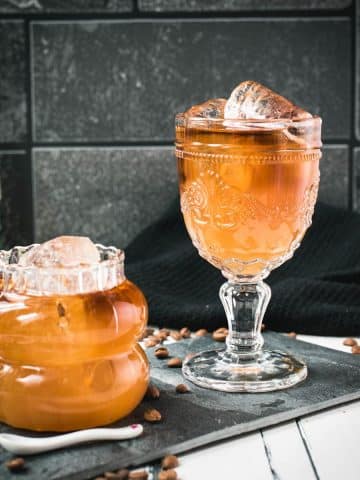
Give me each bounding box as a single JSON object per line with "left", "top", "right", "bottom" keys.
{"left": 127, "top": 200, "right": 360, "bottom": 336}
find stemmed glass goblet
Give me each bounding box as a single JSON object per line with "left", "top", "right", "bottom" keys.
{"left": 175, "top": 113, "right": 322, "bottom": 392}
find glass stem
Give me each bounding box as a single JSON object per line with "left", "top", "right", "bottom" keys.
{"left": 219, "top": 281, "right": 271, "bottom": 360}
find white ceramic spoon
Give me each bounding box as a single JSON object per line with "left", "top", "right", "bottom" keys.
{"left": 0, "top": 423, "right": 143, "bottom": 455}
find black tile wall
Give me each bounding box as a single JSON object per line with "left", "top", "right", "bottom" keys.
{"left": 0, "top": 151, "right": 33, "bottom": 247}
{"left": 0, "top": 21, "right": 26, "bottom": 144}
{"left": 31, "top": 19, "right": 350, "bottom": 143}
{"left": 0, "top": 4, "right": 357, "bottom": 246}
{"left": 32, "top": 147, "right": 177, "bottom": 246}
{"left": 138, "top": 0, "right": 352, "bottom": 11}
{"left": 0, "top": 1, "right": 133, "bottom": 14}
{"left": 320, "top": 146, "right": 349, "bottom": 208}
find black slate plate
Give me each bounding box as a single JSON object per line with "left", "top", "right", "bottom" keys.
{"left": 1, "top": 332, "right": 360, "bottom": 480}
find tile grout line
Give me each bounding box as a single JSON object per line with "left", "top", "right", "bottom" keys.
{"left": 296, "top": 420, "right": 321, "bottom": 480}
{"left": 350, "top": 0, "right": 358, "bottom": 211}
{"left": 0, "top": 9, "right": 353, "bottom": 22}
{"left": 24, "top": 16, "right": 35, "bottom": 243}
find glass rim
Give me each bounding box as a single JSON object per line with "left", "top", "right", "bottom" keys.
{"left": 0, "top": 243, "right": 125, "bottom": 275}
{"left": 176, "top": 112, "right": 322, "bottom": 128}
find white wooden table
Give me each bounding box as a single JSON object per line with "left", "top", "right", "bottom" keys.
{"left": 174, "top": 335, "right": 359, "bottom": 480}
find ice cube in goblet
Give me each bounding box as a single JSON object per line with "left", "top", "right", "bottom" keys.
{"left": 224, "top": 80, "right": 312, "bottom": 120}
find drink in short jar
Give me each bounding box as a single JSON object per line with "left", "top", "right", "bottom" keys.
{"left": 0, "top": 237, "right": 149, "bottom": 431}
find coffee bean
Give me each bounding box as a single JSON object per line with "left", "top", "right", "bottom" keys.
{"left": 175, "top": 383, "right": 190, "bottom": 394}
{"left": 145, "top": 383, "right": 160, "bottom": 400}
{"left": 195, "top": 329, "right": 208, "bottom": 336}
{"left": 143, "top": 408, "right": 162, "bottom": 422}
{"left": 128, "top": 471, "right": 148, "bottom": 480}
{"left": 156, "top": 331, "right": 168, "bottom": 341}
{"left": 212, "top": 328, "right": 228, "bottom": 342}
{"left": 161, "top": 455, "right": 180, "bottom": 469}
{"left": 343, "top": 338, "right": 357, "bottom": 347}
{"left": 158, "top": 469, "right": 178, "bottom": 480}
{"left": 170, "top": 331, "right": 182, "bottom": 341}
{"left": 144, "top": 339, "right": 158, "bottom": 348}
{"left": 148, "top": 335, "right": 160, "bottom": 343}
{"left": 180, "top": 327, "right": 191, "bottom": 338}
{"left": 112, "top": 470, "right": 129, "bottom": 480}
{"left": 105, "top": 473, "right": 119, "bottom": 479}
{"left": 167, "top": 357, "right": 182, "bottom": 368}
{"left": 261, "top": 324, "right": 266, "bottom": 331}
{"left": 352, "top": 345, "right": 360, "bottom": 354}
{"left": 184, "top": 353, "right": 195, "bottom": 362}
{"left": 287, "top": 332, "right": 297, "bottom": 338}
{"left": 6, "top": 457, "right": 25, "bottom": 472}
{"left": 159, "top": 328, "right": 170, "bottom": 335}
{"left": 155, "top": 347, "right": 169, "bottom": 359}
{"left": 139, "top": 327, "right": 155, "bottom": 341}
{"left": 105, "top": 470, "right": 129, "bottom": 479}
{"left": 112, "top": 471, "right": 130, "bottom": 480}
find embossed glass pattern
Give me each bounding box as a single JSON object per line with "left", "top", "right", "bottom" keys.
{"left": 176, "top": 114, "right": 322, "bottom": 392}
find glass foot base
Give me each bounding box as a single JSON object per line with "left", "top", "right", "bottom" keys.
{"left": 182, "top": 349, "right": 307, "bottom": 393}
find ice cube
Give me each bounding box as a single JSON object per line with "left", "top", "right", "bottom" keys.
{"left": 224, "top": 80, "right": 312, "bottom": 120}
{"left": 185, "top": 98, "right": 226, "bottom": 119}
{"left": 19, "top": 236, "right": 100, "bottom": 268}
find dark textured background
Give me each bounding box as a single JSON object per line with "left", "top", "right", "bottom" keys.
{"left": 0, "top": 0, "right": 358, "bottom": 248}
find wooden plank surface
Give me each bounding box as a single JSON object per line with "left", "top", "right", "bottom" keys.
{"left": 298, "top": 398, "right": 360, "bottom": 479}
{"left": 177, "top": 432, "right": 273, "bottom": 480}
{"left": 261, "top": 421, "right": 317, "bottom": 480}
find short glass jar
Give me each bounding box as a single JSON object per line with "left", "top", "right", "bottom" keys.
{"left": 0, "top": 244, "right": 149, "bottom": 431}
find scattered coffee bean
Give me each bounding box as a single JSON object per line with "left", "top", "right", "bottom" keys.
{"left": 167, "top": 357, "right": 182, "bottom": 368}
{"left": 184, "top": 353, "right": 195, "bottom": 362}
{"left": 343, "top": 338, "right": 357, "bottom": 347}
{"left": 158, "top": 469, "right": 178, "bottom": 480}
{"left": 143, "top": 408, "right": 162, "bottom": 422}
{"left": 175, "top": 383, "right": 190, "bottom": 394}
{"left": 287, "top": 332, "right": 297, "bottom": 338}
{"left": 111, "top": 471, "right": 129, "bottom": 480}
{"left": 94, "top": 477, "right": 106, "bottom": 480}
{"left": 128, "top": 471, "right": 148, "bottom": 480}
{"left": 180, "top": 327, "right": 191, "bottom": 338}
{"left": 195, "top": 328, "right": 208, "bottom": 336}
{"left": 139, "top": 327, "right": 155, "bottom": 341}
{"left": 159, "top": 328, "right": 170, "bottom": 335}
{"left": 212, "top": 328, "right": 228, "bottom": 342}
{"left": 105, "top": 470, "right": 129, "bottom": 480}
{"left": 145, "top": 383, "right": 160, "bottom": 400}
{"left": 105, "top": 473, "right": 118, "bottom": 479}
{"left": 148, "top": 335, "right": 160, "bottom": 343}
{"left": 6, "top": 457, "right": 25, "bottom": 472}
{"left": 144, "top": 339, "right": 158, "bottom": 348}
{"left": 352, "top": 345, "right": 360, "bottom": 354}
{"left": 161, "top": 455, "right": 180, "bottom": 469}
{"left": 261, "top": 324, "right": 266, "bottom": 331}
{"left": 157, "top": 331, "right": 168, "bottom": 341}
{"left": 155, "top": 347, "right": 169, "bottom": 359}
{"left": 170, "top": 331, "right": 182, "bottom": 341}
